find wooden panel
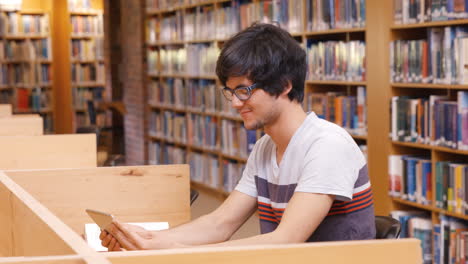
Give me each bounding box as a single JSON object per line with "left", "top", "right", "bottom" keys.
{"left": 0, "top": 173, "right": 74, "bottom": 257}
{"left": 0, "top": 172, "right": 110, "bottom": 263}
{"left": 104, "top": 239, "right": 421, "bottom": 264}
{"left": 0, "top": 134, "right": 96, "bottom": 170}
{"left": 365, "top": 0, "right": 393, "bottom": 215}
{"left": 0, "top": 116, "right": 43, "bottom": 136}
{"left": 5, "top": 165, "right": 191, "bottom": 235}
{"left": 52, "top": 0, "right": 73, "bottom": 133}
{"left": 0, "top": 180, "right": 13, "bottom": 256}
{"left": 0, "top": 105, "right": 12, "bottom": 117}
{"left": 0, "top": 255, "right": 85, "bottom": 264}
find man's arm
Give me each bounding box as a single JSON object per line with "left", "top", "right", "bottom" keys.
{"left": 205, "top": 192, "right": 334, "bottom": 246}
{"left": 102, "top": 190, "right": 258, "bottom": 250}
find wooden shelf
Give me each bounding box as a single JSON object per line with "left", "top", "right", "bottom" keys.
{"left": 350, "top": 134, "right": 368, "bottom": 140}
{"left": 221, "top": 153, "right": 247, "bottom": 163}
{"left": 304, "top": 27, "right": 366, "bottom": 36}
{"left": 69, "top": 10, "right": 102, "bottom": 16}
{"left": 18, "top": 9, "right": 46, "bottom": 15}
{"left": 391, "top": 19, "right": 468, "bottom": 30}
{"left": 70, "top": 34, "right": 103, "bottom": 39}
{"left": 3, "top": 59, "right": 52, "bottom": 64}
{"left": 392, "top": 198, "right": 468, "bottom": 221}
{"left": 189, "top": 145, "right": 220, "bottom": 155}
{"left": 190, "top": 181, "right": 228, "bottom": 199}
{"left": 392, "top": 140, "right": 468, "bottom": 155}
{"left": 71, "top": 59, "right": 104, "bottom": 63}
{"left": 391, "top": 82, "right": 468, "bottom": 90}
{"left": 72, "top": 82, "right": 105, "bottom": 87}
{"left": 306, "top": 80, "right": 367, "bottom": 86}
{"left": 14, "top": 108, "right": 52, "bottom": 114}
{"left": 12, "top": 83, "right": 52, "bottom": 88}
{"left": 4, "top": 35, "right": 49, "bottom": 39}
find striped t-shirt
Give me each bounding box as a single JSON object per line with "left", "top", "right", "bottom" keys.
{"left": 235, "top": 112, "right": 376, "bottom": 241}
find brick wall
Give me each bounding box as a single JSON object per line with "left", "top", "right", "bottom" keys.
{"left": 105, "top": 0, "right": 146, "bottom": 165}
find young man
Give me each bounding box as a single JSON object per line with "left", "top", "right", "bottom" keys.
{"left": 100, "top": 23, "right": 375, "bottom": 251}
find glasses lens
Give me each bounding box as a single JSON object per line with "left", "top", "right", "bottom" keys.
{"left": 222, "top": 88, "right": 233, "bottom": 101}
{"left": 235, "top": 88, "right": 250, "bottom": 100}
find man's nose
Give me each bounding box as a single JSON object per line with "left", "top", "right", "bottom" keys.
{"left": 231, "top": 95, "right": 243, "bottom": 108}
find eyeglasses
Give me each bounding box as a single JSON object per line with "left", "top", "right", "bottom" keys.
{"left": 222, "top": 83, "right": 258, "bottom": 101}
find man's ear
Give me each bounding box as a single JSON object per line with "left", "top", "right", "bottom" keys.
{"left": 281, "top": 81, "right": 292, "bottom": 97}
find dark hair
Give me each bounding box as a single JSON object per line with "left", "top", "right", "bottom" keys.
{"left": 216, "top": 23, "right": 306, "bottom": 103}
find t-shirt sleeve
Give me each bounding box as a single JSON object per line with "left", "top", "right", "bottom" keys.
{"left": 295, "top": 134, "right": 363, "bottom": 201}
{"left": 234, "top": 139, "right": 260, "bottom": 198}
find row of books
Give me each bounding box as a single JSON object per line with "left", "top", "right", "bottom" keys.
{"left": 303, "top": 86, "right": 367, "bottom": 135}
{"left": 68, "top": 0, "right": 93, "bottom": 12}
{"left": 237, "top": 0, "right": 304, "bottom": 34}
{"left": 306, "top": 0, "right": 366, "bottom": 31}
{"left": 390, "top": 26, "right": 468, "bottom": 84}
{"left": 0, "top": 89, "right": 11, "bottom": 103}
{"left": 42, "top": 114, "right": 53, "bottom": 134}
{"left": 186, "top": 44, "right": 219, "bottom": 76}
{"left": 71, "top": 63, "right": 105, "bottom": 83}
{"left": 0, "top": 63, "right": 51, "bottom": 85}
{"left": 72, "top": 87, "right": 104, "bottom": 110}
{"left": 149, "top": 110, "right": 218, "bottom": 150}
{"left": 388, "top": 155, "right": 432, "bottom": 205}
{"left": 189, "top": 152, "right": 220, "bottom": 189}
{"left": 307, "top": 40, "right": 366, "bottom": 82}
{"left": 221, "top": 119, "right": 256, "bottom": 159}
{"left": 147, "top": 49, "right": 158, "bottom": 75}
{"left": 146, "top": 0, "right": 184, "bottom": 11}
{"left": 74, "top": 111, "right": 107, "bottom": 128}
{"left": 394, "top": 0, "right": 468, "bottom": 24}
{"left": 147, "top": 141, "right": 245, "bottom": 192}
{"left": 148, "top": 142, "right": 186, "bottom": 166}
{"left": 149, "top": 110, "right": 187, "bottom": 144}
{"left": 70, "top": 15, "right": 103, "bottom": 36}
{"left": 389, "top": 155, "right": 468, "bottom": 214}
{"left": 390, "top": 92, "right": 468, "bottom": 150}
{"left": 148, "top": 79, "right": 219, "bottom": 113}
{"left": 0, "top": 39, "right": 51, "bottom": 61}
{"left": 15, "top": 87, "right": 51, "bottom": 112}
{"left": 71, "top": 38, "right": 104, "bottom": 61}
{"left": 157, "top": 44, "right": 219, "bottom": 75}
{"left": 391, "top": 211, "right": 468, "bottom": 264}
{"left": 0, "top": 13, "right": 49, "bottom": 35}
{"left": 223, "top": 160, "right": 245, "bottom": 192}
{"left": 187, "top": 114, "right": 218, "bottom": 150}
{"left": 149, "top": 110, "right": 256, "bottom": 158}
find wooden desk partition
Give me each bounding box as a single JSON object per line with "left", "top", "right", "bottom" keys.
{"left": 0, "top": 134, "right": 97, "bottom": 170}
{"left": 0, "top": 115, "right": 43, "bottom": 136}
{"left": 0, "top": 105, "right": 12, "bottom": 117}
{"left": 0, "top": 166, "right": 421, "bottom": 264}
{"left": 104, "top": 239, "right": 422, "bottom": 264}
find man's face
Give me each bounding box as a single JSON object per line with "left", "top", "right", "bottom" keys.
{"left": 225, "top": 76, "right": 281, "bottom": 130}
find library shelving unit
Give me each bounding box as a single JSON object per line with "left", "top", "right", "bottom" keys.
{"left": 144, "top": 0, "right": 375, "bottom": 200}
{"left": 68, "top": 0, "right": 106, "bottom": 132}
{"left": 0, "top": 2, "right": 54, "bottom": 133}
{"left": 382, "top": 0, "right": 468, "bottom": 262}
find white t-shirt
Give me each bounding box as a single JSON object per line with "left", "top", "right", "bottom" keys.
{"left": 235, "top": 112, "right": 375, "bottom": 241}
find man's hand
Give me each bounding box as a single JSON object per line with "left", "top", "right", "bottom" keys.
{"left": 99, "top": 229, "right": 122, "bottom": 251}
{"left": 102, "top": 221, "right": 155, "bottom": 250}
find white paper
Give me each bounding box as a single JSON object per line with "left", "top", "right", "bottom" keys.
{"left": 84, "top": 222, "right": 169, "bottom": 252}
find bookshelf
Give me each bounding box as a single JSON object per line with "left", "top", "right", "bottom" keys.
{"left": 68, "top": 0, "right": 106, "bottom": 132}
{"left": 384, "top": 0, "right": 468, "bottom": 263}
{"left": 144, "top": 0, "right": 370, "bottom": 199}
{"left": 0, "top": 2, "right": 54, "bottom": 133}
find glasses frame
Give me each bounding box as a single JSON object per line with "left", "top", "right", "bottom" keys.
{"left": 222, "top": 83, "right": 258, "bottom": 101}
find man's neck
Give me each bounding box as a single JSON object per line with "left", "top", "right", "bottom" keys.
{"left": 264, "top": 103, "right": 307, "bottom": 155}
